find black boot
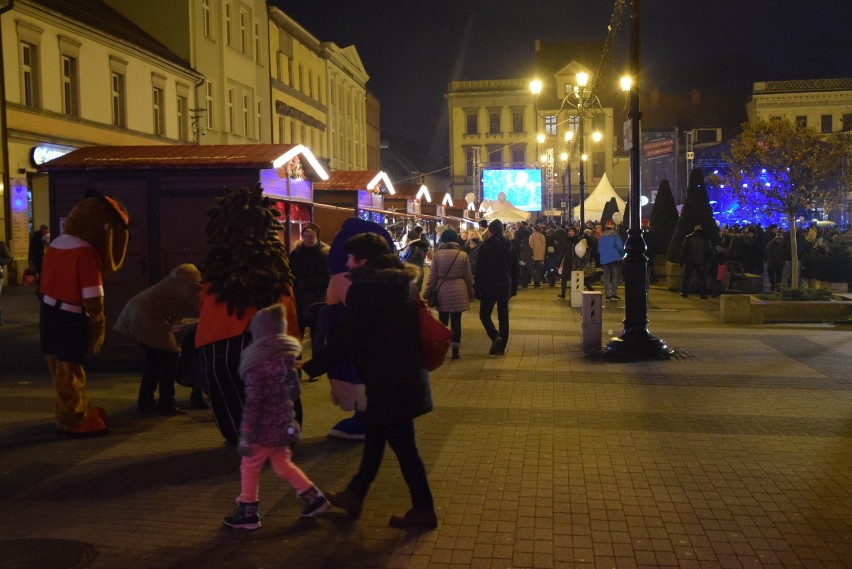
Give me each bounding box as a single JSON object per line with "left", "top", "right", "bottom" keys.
{"left": 451, "top": 343, "right": 460, "bottom": 360}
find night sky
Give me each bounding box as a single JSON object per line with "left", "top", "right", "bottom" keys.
{"left": 273, "top": 0, "right": 852, "bottom": 164}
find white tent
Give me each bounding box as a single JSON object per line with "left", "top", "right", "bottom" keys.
{"left": 572, "top": 173, "right": 626, "bottom": 223}
{"left": 482, "top": 192, "right": 530, "bottom": 223}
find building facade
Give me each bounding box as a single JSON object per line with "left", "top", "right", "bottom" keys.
{"left": 0, "top": 0, "right": 201, "bottom": 270}
{"left": 325, "top": 42, "right": 367, "bottom": 171}
{"left": 446, "top": 44, "right": 626, "bottom": 219}
{"left": 366, "top": 90, "right": 380, "bottom": 169}
{"left": 103, "top": 0, "right": 271, "bottom": 144}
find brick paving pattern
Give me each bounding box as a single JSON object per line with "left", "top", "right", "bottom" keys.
{"left": 0, "top": 282, "right": 850, "bottom": 568}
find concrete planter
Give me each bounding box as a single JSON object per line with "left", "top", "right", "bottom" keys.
{"left": 720, "top": 294, "right": 852, "bottom": 324}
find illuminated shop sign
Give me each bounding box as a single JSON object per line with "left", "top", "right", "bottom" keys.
{"left": 31, "top": 145, "right": 72, "bottom": 166}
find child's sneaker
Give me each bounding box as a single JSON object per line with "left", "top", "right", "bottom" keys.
{"left": 223, "top": 500, "right": 260, "bottom": 530}
{"left": 298, "top": 486, "right": 330, "bottom": 518}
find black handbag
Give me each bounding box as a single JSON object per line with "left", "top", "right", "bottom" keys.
{"left": 427, "top": 250, "right": 461, "bottom": 308}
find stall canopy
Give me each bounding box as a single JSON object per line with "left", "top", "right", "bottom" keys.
{"left": 572, "top": 173, "right": 625, "bottom": 223}
{"left": 313, "top": 169, "right": 395, "bottom": 194}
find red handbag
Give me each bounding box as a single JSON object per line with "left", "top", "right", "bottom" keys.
{"left": 415, "top": 298, "right": 452, "bottom": 371}
{"left": 22, "top": 269, "right": 38, "bottom": 286}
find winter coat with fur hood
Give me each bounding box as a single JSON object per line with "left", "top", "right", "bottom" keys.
{"left": 302, "top": 255, "right": 432, "bottom": 425}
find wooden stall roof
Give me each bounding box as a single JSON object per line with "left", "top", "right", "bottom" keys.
{"left": 313, "top": 170, "right": 395, "bottom": 193}
{"left": 38, "top": 144, "right": 328, "bottom": 180}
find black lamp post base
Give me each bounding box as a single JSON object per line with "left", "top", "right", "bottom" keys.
{"left": 603, "top": 330, "right": 674, "bottom": 361}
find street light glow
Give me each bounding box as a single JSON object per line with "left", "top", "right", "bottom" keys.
{"left": 536, "top": 133, "right": 545, "bottom": 144}
{"left": 620, "top": 75, "right": 632, "bottom": 92}
{"left": 564, "top": 131, "right": 573, "bottom": 142}
{"left": 529, "top": 80, "right": 542, "bottom": 95}
{"left": 592, "top": 131, "right": 603, "bottom": 143}
{"left": 560, "top": 151, "right": 568, "bottom": 161}
{"left": 576, "top": 72, "right": 589, "bottom": 87}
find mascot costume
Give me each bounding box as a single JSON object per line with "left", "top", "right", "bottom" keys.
{"left": 40, "top": 190, "right": 130, "bottom": 437}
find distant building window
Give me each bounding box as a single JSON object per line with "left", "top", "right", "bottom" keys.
{"left": 239, "top": 9, "right": 248, "bottom": 54}
{"left": 821, "top": 114, "right": 832, "bottom": 133}
{"left": 488, "top": 146, "right": 502, "bottom": 166}
{"left": 466, "top": 113, "right": 478, "bottom": 135}
{"left": 512, "top": 111, "right": 524, "bottom": 133}
{"left": 202, "top": 0, "right": 212, "bottom": 39}
{"left": 177, "top": 95, "right": 188, "bottom": 141}
{"left": 205, "top": 80, "right": 214, "bottom": 129}
{"left": 465, "top": 149, "right": 475, "bottom": 177}
{"left": 545, "top": 115, "right": 557, "bottom": 136}
{"left": 61, "top": 55, "right": 78, "bottom": 116}
{"left": 152, "top": 87, "right": 165, "bottom": 136}
{"left": 278, "top": 116, "right": 284, "bottom": 143}
{"left": 241, "top": 92, "right": 249, "bottom": 136}
{"left": 308, "top": 69, "right": 313, "bottom": 98}
{"left": 511, "top": 148, "right": 525, "bottom": 165}
{"left": 224, "top": 3, "right": 232, "bottom": 47}
{"left": 253, "top": 20, "right": 260, "bottom": 61}
{"left": 695, "top": 129, "right": 718, "bottom": 144}
{"left": 592, "top": 151, "right": 605, "bottom": 178}
{"left": 20, "top": 42, "right": 40, "bottom": 108}
{"left": 226, "top": 87, "right": 234, "bottom": 133}
{"left": 795, "top": 115, "right": 807, "bottom": 128}
{"left": 843, "top": 114, "right": 852, "bottom": 132}
{"left": 489, "top": 112, "right": 500, "bottom": 134}
{"left": 111, "top": 72, "right": 126, "bottom": 127}
{"left": 255, "top": 98, "right": 262, "bottom": 140}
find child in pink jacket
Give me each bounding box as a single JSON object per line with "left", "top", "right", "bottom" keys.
{"left": 223, "top": 304, "right": 329, "bottom": 530}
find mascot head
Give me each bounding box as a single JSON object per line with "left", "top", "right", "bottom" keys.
{"left": 63, "top": 190, "right": 130, "bottom": 275}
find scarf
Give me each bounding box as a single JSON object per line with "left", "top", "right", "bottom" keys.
{"left": 239, "top": 333, "right": 302, "bottom": 378}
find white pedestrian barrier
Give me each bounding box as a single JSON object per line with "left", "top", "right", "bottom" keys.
{"left": 570, "top": 270, "right": 583, "bottom": 307}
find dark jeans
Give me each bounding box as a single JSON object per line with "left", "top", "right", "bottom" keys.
{"left": 682, "top": 263, "right": 708, "bottom": 296}
{"left": 532, "top": 260, "right": 544, "bottom": 286}
{"left": 438, "top": 311, "right": 462, "bottom": 344}
{"left": 139, "top": 344, "right": 179, "bottom": 407}
{"left": 347, "top": 419, "right": 434, "bottom": 509}
{"left": 479, "top": 296, "right": 509, "bottom": 342}
{"left": 768, "top": 262, "right": 784, "bottom": 290}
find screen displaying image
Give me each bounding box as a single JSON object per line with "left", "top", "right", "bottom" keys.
{"left": 482, "top": 169, "right": 542, "bottom": 212}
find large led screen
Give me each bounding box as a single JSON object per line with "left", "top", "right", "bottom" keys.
{"left": 482, "top": 169, "right": 542, "bottom": 212}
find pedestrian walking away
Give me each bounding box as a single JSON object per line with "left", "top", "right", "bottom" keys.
{"left": 474, "top": 219, "right": 519, "bottom": 357}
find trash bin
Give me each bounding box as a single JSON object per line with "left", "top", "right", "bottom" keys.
{"left": 581, "top": 291, "right": 603, "bottom": 351}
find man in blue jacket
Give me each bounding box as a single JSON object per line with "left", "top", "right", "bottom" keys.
{"left": 598, "top": 220, "right": 625, "bottom": 301}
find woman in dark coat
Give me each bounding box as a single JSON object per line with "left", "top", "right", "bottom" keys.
{"left": 301, "top": 233, "right": 436, "bottom": 529}
{"left": 289, "top": 223, "right": 330, "bottom": 336}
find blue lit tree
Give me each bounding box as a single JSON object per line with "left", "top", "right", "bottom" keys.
{"left": 712, "top": 119, "right": 849, "bottom": 288}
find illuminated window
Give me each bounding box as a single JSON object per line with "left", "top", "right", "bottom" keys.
{"left": 545, "top": 115, "right": 557, "bottom": 136}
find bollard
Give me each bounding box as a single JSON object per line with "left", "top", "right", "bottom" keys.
{"left": 570, "top": 270, "right": 583, "bottom": 307}
{"left": 581, "top": 291, "right": 603, "bottom": 351}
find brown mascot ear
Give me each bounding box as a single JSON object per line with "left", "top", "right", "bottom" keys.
{"left": 83, "top": 190, "right": 131, "bottom": 275}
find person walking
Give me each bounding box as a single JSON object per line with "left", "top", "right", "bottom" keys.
{"left": 422, "top": 229, "right": 475, "bottom": 360}
{"left": 598, "top": 220, "right": 625, "bottom": 301}
{"left": 113, "top": 264, "right": 203, "bottom": 414}
{"left": 289, "top": 223, "right": 330, "bottom": 337}
{"left": 680, "top": 224, "right": 713, "bottom": 299}
{"left": 474, "top": 219, "right": 519, "bottom": 356}
{"left": 401, "top": 227, "right": 430, "bottom": 291}
{"left": 223, "top": 304, "right": 330, "bottom": 530}
{"left": 765, "top": 232, "right": 785, "bottom": 292}
{"left": 301, "top": 233, "right": 437, "bottom": 529}
{"left": 28, "top": 225, "right": 49, "bottom": 290}
{"left": 557, "top": 227, "right": 579, "bottom": 298}
{"left": 0, "top": 240, "right": 11, "bottom": 324}
{"left": 529, "top": 224, "right": 547, "bottom": 287}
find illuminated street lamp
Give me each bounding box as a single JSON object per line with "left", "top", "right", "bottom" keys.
{"left": 530, "top": 70, "right": 604, "bottom": 227}
{"left": 604, "top": 0, "right": 672, "bottom": 360}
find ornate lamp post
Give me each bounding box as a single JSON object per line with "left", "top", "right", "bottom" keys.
{"left": 604, "top": 0, "right": 673, "bottom": 360}
{"left": 531, "top": 72, "right": 607, "bottom": 228}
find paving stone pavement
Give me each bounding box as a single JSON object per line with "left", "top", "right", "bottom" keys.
{"left": 0, "top": 282, "right": 850, "bottom": 569}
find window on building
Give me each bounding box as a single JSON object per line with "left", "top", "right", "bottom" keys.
{"left": 152, "top": 87, "right": 165, "bottom": 136}
{"left": 20, "top": 42, "right": 40, "bottom": 108}
{"left": 795, "top": 115, "right": 807, "bottom": 128}
{"left": 695, "top": 128, "right": 718, "bottom": 144}
{"left": 278, "top": 116, "right": 284, "bottom": 143}
{"left": 512, "top": 111, "right": 524, "bottom": 133}
{"left": 489, "top": 112, "right": 500, "bottom": 134}
{"left": 202, "top": 0, "right": 212, "bottom": 39}
{"left": 226, "top": 87, "right": 234, "bottom": 133}
{"left": 488, "top": 146, "right": 502, "bottom": 167}
{"left": 298, "top": 64, "right": 304, "bottom": 92}
{"left": 592, "top": 114, "right": 605, "bottom": 133}
{"left": 465, "top": 149, "right": 475, "bottom": 177}
{"left": 224, "top": 3, "right": 232, "bottom": 47}
{"left": 177, "top": 95, "right": 188, "bottom": 141}
{"left": 205, "top": 80, "right": 214, "bottom": 129}
{"left": 466, "top": 113, "right": 478, "bottom": 134}
{"left": 308, "top": 69, "right": 314, "bottom": 98}
{"left": 843, "top": 114, "right": 852, "bottom": 132}
{"left": 61, "top": 55, "right": 79, "bottom": 116}
{"left": 545, "top": 115, "right": 557, "bottom": 136}
{"left": 821, "top": 114, "right": 833, "bottom": 133}
{"left": 592, "top": 151, "right": 605, "bottom": 178}
{"left": 253, "top": 20, "right": 260, "bottom": 60}
{"left": 255, "top": 98, "right": 262, "bottom": 140}
{"left": 511, "top": 148, "right": 525, "bottom": 165}
{"left": 239, "top": 9, "right": 248, "bottom": 54}
{"left": 111, "top": 71, "right": 126, "bottom": 127}
{"left": 241, "top": 92, "right": 249, "bottom": 136}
